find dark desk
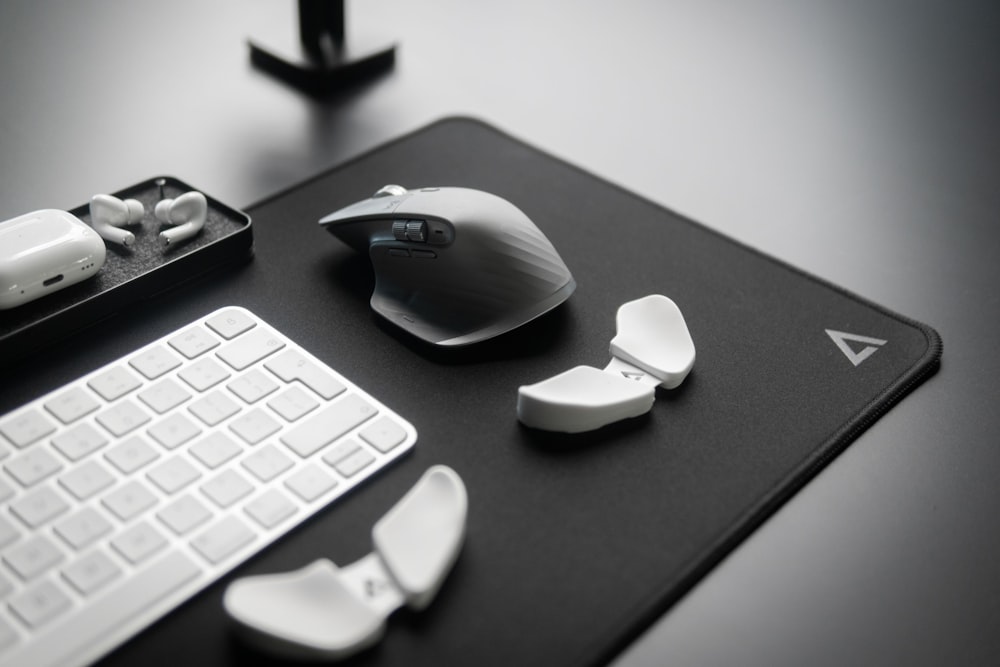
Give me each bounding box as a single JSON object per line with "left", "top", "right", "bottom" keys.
{"left": 1, "top": 2, "right": 998, "bottom": 665}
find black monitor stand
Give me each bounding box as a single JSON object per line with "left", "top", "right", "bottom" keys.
{"left": 248, "top": 0, "right": 395, "bottom": 95}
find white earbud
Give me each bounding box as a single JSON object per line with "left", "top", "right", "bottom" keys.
{"left": 155, "top": 191, "right": 207, "bottom": 247}
{"left": 89, "top": 194, "right": 145, "bottom": 247}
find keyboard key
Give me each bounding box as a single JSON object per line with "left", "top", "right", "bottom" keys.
{"left": 157, "top": 494, "right": 211, "bottom": 535}
{"left": 58, "top": 460, "right": 114, "bottom": 500}
{"left": 268, "top": 386, "right": 320, "bottom": 422}
{"left": 265, "top": 350, "right": 346, "bottom": 399}
{"left": 241, "top": 444, "right": 293, "bottom": 482}
{"left": 178, "top": 357, "right": 231, "bottom": 392}
{"left": 280, "top": 394, "right": 378, "bottom": 458}
{"left": 227, "top": 369, "right": 279, "bottom": 404}
{"left": 228, "top": 408, "right": 281, "bottom": 445}
{"left": 205, "top": 308, "right": 256, "bottom": 339}
{"left": 104, "top": 435, "right": 159, "bottom": 473}
{"left": 359, "top": 416, "right": 409, "bottom": 453}
{"left": 324, "top": 442, "right": 376, "bottom": 479}
{"left": 284, "top": 464, "right": 337, "bottom": 502}
{"left": 10, "top": 486, "right": 70, "bottom": 528}
{"left": 87, "top": 365, "right": 141, "bottom": 401}
{"left": 322, "top": 438, "right": 364, "bottom": 465}
{"left": 52, "top": 422, "right": 108, "bottom": 461}
{"left": 189, "top": 432, "right": 242, "bottom": 469}
{"left": 244, "top": 489, "right": 297, "bottom": 529}
{"left": 216, "top": 327, "right": 285, "bottom": 371}
{"left": 146, "top": 457, "right": 202, "bottom": 494}
{"left": 8, "top": 579, "right": 71, "bottom": 628}
{"left": 5, "top": 448, "right": 63, "bottom": 487}
{"left": 0, "top": 408, "right": 56, "bottom": 448}
{"left": 0, "top": 615, "right": 18, "bottom": 651}
{"left": 129, "top": 345, "right": 182, "bottom": 380}
{"left": 168, "top": 325, "right": 220, "bottom": 359}
{"left": 191, "top": 515, "right": 255, "bottom": 564}
{"left": 54, "top": 507, "right": 113, "bottom": 550}
{"left": 138, "top": 377, "right": 191, "bottom": 414}
{"left": 102, "top": 480, "right": 157, "bottom": 521}
{"left": 111, "top": 521, "right": 167, "bottom": 564}
{"left": 0, "top": 514, "right": 20, "bottom": 549}
{"left": 200, "top": 469, "right": 253, "bottom": 508}
{"left": 4, "top": 534, "right": 64, "bottom": 580}
{"left": 44, "top": 387, "right": 99, "bottom": 424}
{"left": 188, "top": 391, "right": 241, "bottom": 427}
{"left": 62, "top": 549, "right": 121, "bottom": 595}
{"left": 147, "top": 413, "right": 201, "bottom": 450}
{"left": 96, "top": 400, "right": 151, "bottom": 437}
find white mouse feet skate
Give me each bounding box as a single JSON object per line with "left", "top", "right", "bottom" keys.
{"left": 517, "top": 295, "right": 695, "bottom": 433}
{"left": 224, "top": 465, "right": 467, "bottom": 660}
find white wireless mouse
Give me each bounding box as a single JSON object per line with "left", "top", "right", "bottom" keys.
{"left": 319, "top": 185, "right": 576, "bottom": 346}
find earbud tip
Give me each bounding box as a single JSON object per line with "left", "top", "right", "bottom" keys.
{"left": 125, "top": 199, "right": 145, "bottom": 223}
{"left": 154, "top": 199, "right": 171, "bottom": 223}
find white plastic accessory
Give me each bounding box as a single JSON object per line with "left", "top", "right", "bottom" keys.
{"left": 517, "top": 294, "right": 695, "bottom": 433}
{"left": 89, "top": 193, "right": 145, "bottom": 247}
{"left": 0, "top": 209, "right": 106, "bottom": 309}
{"left": 610, "top": 294, "right": 696, "bottom": 389}
{"left": 517, "top": 365, "right": 656, "bottom": 433}
{"left": 224, "top": 465, "right": 468, "bottom": 661}
{"left": 154, "top": 190, "right": 207, "bottom": 247}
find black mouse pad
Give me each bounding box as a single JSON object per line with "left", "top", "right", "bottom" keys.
{"left": 94, "top": 117, "right": 940, "bottom": 666}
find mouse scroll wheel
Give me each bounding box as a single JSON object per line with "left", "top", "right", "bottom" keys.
{"left": 374, "top": 184, "right": 408, "bottom": 198}
{"left": 393, "top": 220, "right": 427, "bottom": 242}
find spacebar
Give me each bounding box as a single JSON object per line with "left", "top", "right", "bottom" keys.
{"left": 9, "top": 552, "right": 201, "bottom": 667}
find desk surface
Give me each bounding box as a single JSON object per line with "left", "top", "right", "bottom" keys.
{"left": 2, "top": 1, "right": 998, "bottom": 665}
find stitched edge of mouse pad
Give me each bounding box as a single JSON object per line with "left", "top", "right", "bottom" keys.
{"left": 242, "top": 115, "right": 942, "bottom": 666}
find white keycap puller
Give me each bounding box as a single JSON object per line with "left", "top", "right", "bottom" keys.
{"left": 517, "top": 294, "right": 695, "bottom": 433}
{"left": 224, "top": 465, "right": 468, "bottom": 660}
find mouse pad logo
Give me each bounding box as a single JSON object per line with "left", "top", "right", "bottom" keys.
{"left": 825, "top": 329, "right": 887, "bottom": 367}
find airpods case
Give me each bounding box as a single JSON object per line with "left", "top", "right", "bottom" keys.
{"left": 0, "top": 176, "right": 252, "bottom": 367}
{"left": 0, "top": 209, "right": 106, "bottom": 310}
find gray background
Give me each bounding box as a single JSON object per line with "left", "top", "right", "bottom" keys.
{"left": 1, "top": 1, "right": 997, "bottom": 665}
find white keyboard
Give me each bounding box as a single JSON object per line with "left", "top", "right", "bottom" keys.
{"left": 0, "top": 307, "right": 417, "bottom": 667}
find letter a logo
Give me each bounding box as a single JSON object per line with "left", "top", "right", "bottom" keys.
{"left": 825, "top": 329, "right": 887, "bottom": 367}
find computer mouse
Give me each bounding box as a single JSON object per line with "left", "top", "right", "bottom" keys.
{"left": 319, "top": 185, "right": 576, "bottom": 347}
